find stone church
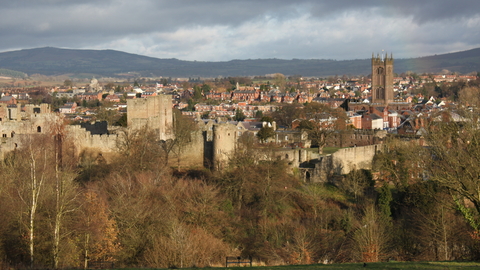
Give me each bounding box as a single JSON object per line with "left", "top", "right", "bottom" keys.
{"left": 348, "top": 53, "right": 404, "bottom": 107}
{"left": 371, "top": 53, "right": 394, "bottom": 105}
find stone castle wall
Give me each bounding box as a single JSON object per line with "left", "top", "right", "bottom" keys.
{"left": 0, "top": 113, "right": 119, "bottom": 161}
{"left": 0, "top": 103, "right": 50, "bottom": 122}
{"left": 331, "top": 144, "right": 381, "bottom": 174}
{"left": 67, "top": 125, "right": 118, "bottom": 155}
{"left": 312, "top": 144, "right": 382, "bottom": 182}
{"left": 174, "top": 129, "right": 205, "bottom": 168}
{"left": 0, "top": 97, "right": 203, "bottom": 168}
{"left": 271, "top": 148, "right": 317, "bottom": 168}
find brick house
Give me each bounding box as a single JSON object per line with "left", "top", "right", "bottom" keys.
{"left": 77, "top": 92, "right": 102, "bottom": 101}
{"left": 346, "top": 111, "right": 362, "bottom": 129}
{"left": 361, "top": 113, "right": 383, "bottom": 130}
{"left": 59, "top": 102, "right": 77, "bottom": 114}
{"left": 0, "top": 96, "right": 17, "bottom": 105}
{"left": 231, "top": 89, "right": 260, "bottom": 102}
{"left": 104, "top": 94, "right": 121, "bottom": 103}
{"left": 370, "top": 106, "right": 389, "bottom": 129}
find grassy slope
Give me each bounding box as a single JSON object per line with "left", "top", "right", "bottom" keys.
{"left": 122, "top": 261, "right": 480, "bottom": 270}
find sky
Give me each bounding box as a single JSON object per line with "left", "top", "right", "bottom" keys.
{"left": 1, "top": 0, "right": 480, "bottom": 62}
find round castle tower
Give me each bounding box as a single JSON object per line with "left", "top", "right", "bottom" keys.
{"left": 212, "top": 123, "right": 238, "bottom": 170}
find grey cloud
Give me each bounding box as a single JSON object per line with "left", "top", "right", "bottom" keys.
{"left": 0, "top": 0, "right": 479, "bottom": 61}
{"left": 307, "top": 0, "right": 480, "bottom": 24}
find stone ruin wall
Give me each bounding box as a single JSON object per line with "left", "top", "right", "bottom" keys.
{"left": 66, "top": 125, "right": 119, "bottom": 161}
{"left": 332, "top": 144, "right": 381, "bottom": 175}
{"left": 0, "top": 96, "right": 204, "bottom": 168}
{"left": 0, "top": 112, "right": 120, "bottom": 162}
{"left": 312, "top": 144, "right": 382, "bottom": 182}
{"left": 270, "top": 148, "right": 317, "bottom": 168}
{"left": 1, "top": 112, "right": 59, "bottom": 155}
{"left": 171, "top": 129, "right": 205, "bottom": 168}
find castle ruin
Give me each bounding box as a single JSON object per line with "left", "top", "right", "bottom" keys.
{"left": 0, "top": 94, "right": 384, "bottom": 183}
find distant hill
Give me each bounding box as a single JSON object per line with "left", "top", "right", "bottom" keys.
{"left": 0, "top": 47, "right": 479, "bottom": 78}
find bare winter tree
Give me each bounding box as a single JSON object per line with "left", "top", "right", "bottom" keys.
{"left": 353, "top": 203, "right": 390, "bottom": 263}
{"left": 13, "top": 134, "right": 53, "bottom": 268}
{"left": 298, "top": 103, "right": 348, "bottom": 154}
{"left": 47, "top": 116, "right": 80, "bottom": 269}
{"left": 422, "top": 109, "right": 480, "bottom": 231}
{"left": 115, "top": 126, "right": 166, "bottom": 177}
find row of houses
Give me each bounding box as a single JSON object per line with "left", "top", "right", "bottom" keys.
{"left": 206, "top": 88, "right": 319, "bottom": 104}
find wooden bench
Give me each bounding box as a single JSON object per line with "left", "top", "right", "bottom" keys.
{"left": 226, "top": 256, "right": 252, "bottom": 267}
{"left": 87, "top": 261, "right": 115, "bottom": 269}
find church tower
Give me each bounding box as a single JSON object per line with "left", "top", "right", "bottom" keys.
{"left": 371, "top": 53, "right": 394, "bottom": 104}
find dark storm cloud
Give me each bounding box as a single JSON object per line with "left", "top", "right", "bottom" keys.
{"left": 0, "top": 0, "right": 479, "bottom": 61}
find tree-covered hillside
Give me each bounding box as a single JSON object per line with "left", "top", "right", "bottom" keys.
{"left": 2, "top": 118, "right": 480, "bottom": 269}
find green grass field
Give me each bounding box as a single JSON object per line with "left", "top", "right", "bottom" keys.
{"left": 304, "top": 147, "right": 342, "bottom": 155}
{"left": 122, "top": 261, "right": 480, "bottom": 270}
{"left": 321, "top": 147, "right": 342, "bottom": 155}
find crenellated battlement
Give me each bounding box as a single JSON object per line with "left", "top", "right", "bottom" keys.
{"left": 66, "top": 125, "right": 119, "bottom": 154}
{"left": 372, "top": 52, "right": 393, "bottom": 64}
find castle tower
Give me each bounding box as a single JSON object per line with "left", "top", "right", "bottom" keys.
{"left": 212, "top": 123, "right": 237, "bottom": 170}
{"left": 371, "top": 53, "right": 394, "bottom": 104}
{"left": 127, "top": 95, "right": 173, "bottom": 140}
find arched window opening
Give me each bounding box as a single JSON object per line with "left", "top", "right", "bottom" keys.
{"left": 306, "top": 171, "right": 311, "bottom": 182}
{"left": 37, "top": 126, "right": 42, "bottom": 133}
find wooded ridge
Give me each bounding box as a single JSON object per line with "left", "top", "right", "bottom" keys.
{"left": 0, "top": 47, "right": 479, "bottom": 77}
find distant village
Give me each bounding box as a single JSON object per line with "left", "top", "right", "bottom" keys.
{"left": 0, "top": 69, "right": 477, "bottom": 136}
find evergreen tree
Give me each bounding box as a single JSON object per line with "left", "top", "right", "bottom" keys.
{"left": 256, "top": 126, "right": 275, "bottom": 143}
{"left": 234, "top": 109, "right": 246, "bottom": 121}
